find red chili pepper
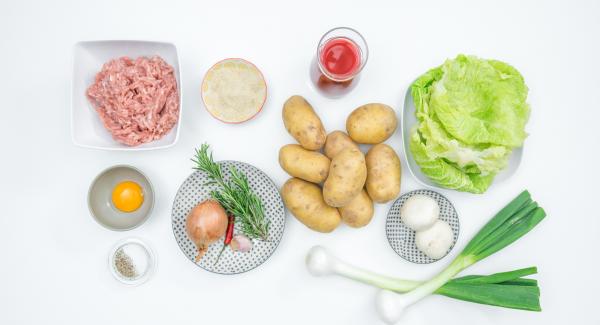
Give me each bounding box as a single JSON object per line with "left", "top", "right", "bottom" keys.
{"left": 224, "top": 215, "right": 235, "bottom": 244}
{"left": 215, "top": 215, "right": 235, "bottom": 265}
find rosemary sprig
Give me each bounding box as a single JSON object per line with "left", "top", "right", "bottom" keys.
{"left": 192, "top": 144, "right": 270, "bottom": 241}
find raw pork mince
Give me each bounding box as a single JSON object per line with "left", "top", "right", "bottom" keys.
{"left": 86, "top": 56, "right": 180, "bottom": 146}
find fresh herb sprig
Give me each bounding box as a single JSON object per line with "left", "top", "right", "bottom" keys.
{"left": 192, "top": 144, "right": 270, "bottom": 241}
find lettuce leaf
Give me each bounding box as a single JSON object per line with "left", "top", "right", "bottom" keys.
{"left": 410, "top": 55, "right": 529, "bottom": 193}
{"left": 410, "top": 129, "right": 495, "bottom": 194}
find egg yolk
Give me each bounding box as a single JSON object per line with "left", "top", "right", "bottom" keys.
{"left": 111, "top": 181, "right": 144, "bottom": 213}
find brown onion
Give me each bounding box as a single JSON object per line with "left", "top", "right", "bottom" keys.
{"left": 185, "top": 200, "right": 228, "bottom": 262}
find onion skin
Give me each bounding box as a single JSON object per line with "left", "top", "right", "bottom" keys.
{"left": 186, "top": 200, "right": 228, "bottom": 262}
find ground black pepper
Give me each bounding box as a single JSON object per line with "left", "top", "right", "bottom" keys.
{"left": 114, "top": 248, "right": 137, "bottom": 279}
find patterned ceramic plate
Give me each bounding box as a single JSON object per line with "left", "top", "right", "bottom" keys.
{"left": 386, "top": 189, "right": 460, "bottom": 264}
{"left": 171, "top": 160, "right": 285, "bottom": 274}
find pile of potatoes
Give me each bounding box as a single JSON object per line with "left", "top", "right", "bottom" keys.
{"left": 279, "top": 95, "right": 402, "bottom": 233}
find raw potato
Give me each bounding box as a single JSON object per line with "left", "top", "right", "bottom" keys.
{"left": 283, "top": 95, "right": 326, "bottom": 150}
{"left": 323, "top": 148, "right": 367, "bottom": 207}
{"left": 324, "top": 131, "right": 359, "bottom": 159}
{"left": 346, "top": 103, "right": 398, "bottom": 144}
{"left": 279, "top": 144, "right": 330, "bottom": 183}
{"left": 339, "top": 189, "right": 374, "bottom": 228}
{"left": 282, "top": 178, "right": 341, "bottom": 233}
{"left": 365, "top": 144, "right": 401, "bottom": 203}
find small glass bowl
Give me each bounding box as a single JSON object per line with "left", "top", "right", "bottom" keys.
{"left": 108, "top": 238, "right": 156, "bottom": 286}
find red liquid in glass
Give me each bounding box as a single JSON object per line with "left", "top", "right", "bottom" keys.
{"left": 311, "top": 37, "right": 362, "bottom": 97}
{"left": 320, "top": 38, "right": 361, "bottom": 79}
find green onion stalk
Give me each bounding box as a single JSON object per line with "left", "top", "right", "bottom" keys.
{"left": 306, "top": 191, "right": 545, "bottom": 323}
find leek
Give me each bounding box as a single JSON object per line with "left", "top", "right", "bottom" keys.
{"left": 306, "top": 246, "right": 540, "bottom": 311}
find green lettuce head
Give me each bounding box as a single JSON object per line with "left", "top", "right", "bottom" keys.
{"left": 410, "top": 55, "right": 529, "bottom": 193}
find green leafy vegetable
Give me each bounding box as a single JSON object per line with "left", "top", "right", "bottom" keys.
{"left": 410, "top": 55, "right": 530, "bottom": 193}
{"left": 436, "top": 267, "right": 540, "bottom": 311}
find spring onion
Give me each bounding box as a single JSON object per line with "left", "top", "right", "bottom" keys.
{"left": 305, "top": 190, "right": 545, "bottom": 322}
{"left": 376, "top": 190, "right": 545, "bottom": 323}
{"left": 306, "top": 246, "right": 540, "bottom": 310}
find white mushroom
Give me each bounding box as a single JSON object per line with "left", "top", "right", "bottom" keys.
{"left": 400, "top": 194, "right": 440, "bottom": 231}
{"left": 415, "top": 220, "right": 454, "bottom": 259}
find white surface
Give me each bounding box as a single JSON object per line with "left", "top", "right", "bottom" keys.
{"left": 72, "top": 40, "right": 181, "bottom": 150}
{"left": 0, "top": 1, "right": 598, "bottom": 324}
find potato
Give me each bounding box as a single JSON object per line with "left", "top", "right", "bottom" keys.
{"left": 282, "top": 178, "right": 341, "bottom": 233}
{"left": 365, "top": 143, "right": 401, "bottom": 203}
{"left": 346, "top": 103, "right": 398, "bottom": 144}
{"left": 323, "top": 147, "right": 367, "bottom": 207}
{"left": 283, "top": 95, "right": 326, "bottom": 150}
{"left": 279, "top": 144, "right": 330, "bottom": 183}
{"left": 338, "top": 189, "right": 374, "bottom": 228}
{"left": 324, "top": 130, "right": 359, "bottom": 159}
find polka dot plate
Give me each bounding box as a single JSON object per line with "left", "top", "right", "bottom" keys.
{"left": 171, "top": 160, "right": 285, "bottom": 274}
{"left": 386, "top": 189, "right": 460, "bottom": 264}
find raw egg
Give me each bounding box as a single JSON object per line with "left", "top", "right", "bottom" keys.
{"left": 111, "top": 181, "right": 144, "bottom": 213}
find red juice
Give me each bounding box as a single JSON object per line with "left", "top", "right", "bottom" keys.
{"left": 319, "top": 37, "right": 361, "bottom": 80}
{"left": 310, "top": 28, "right": 368, "bottom": 97}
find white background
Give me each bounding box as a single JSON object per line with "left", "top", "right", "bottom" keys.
{"left": 1, "top": 0, "right": 598, "bottom": 324}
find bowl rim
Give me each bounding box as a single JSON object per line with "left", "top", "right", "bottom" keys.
{"left": 71, "top": 39, "right": 183, "bottom": 151}
{"left": 87, "top": 164, "right": 155, "bottom": 231}
{"left": 200, "top": 57, "right": 267, "bottom": 124}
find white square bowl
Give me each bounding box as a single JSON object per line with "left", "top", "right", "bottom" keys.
{"left": 401, "top": 84, "right": 524, "bottom": 191}
{"left": 71, "top": 40, "right": 182, "bottom": 150}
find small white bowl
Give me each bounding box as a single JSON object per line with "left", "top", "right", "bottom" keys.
{"left": 108, "top": 238, "right": 156, "bottom": 286}
{"left": 71, "top": 40, "right": 182, "bottom": 150}
{"left": 401, "top": 85, "right": 523, "bottom": 191}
